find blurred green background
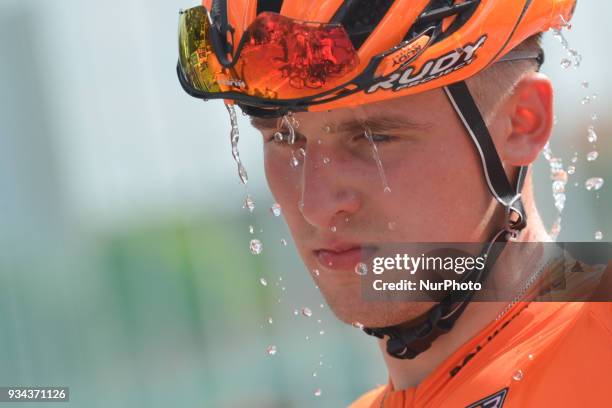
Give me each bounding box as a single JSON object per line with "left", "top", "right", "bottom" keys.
{"left": 0, "top": 1, "right": 610, "bottom": 407}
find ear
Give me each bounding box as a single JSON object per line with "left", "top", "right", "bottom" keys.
{"left": 498, "top": 72, "right": 553, "bottom": 166}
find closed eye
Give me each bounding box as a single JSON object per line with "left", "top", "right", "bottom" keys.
{"left": 354, "top": 132, "right": 395, "bottom": 144}
{"left": 266, "top": 131, "right": 305, "bottom": 145}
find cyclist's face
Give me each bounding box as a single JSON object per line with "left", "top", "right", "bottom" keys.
{"left": 255, "top": 89, "right": 500, "bottom": 327}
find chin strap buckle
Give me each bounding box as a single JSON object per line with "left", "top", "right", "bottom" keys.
{"left": 504, "top": 193, "right": 524, "bottom": 240}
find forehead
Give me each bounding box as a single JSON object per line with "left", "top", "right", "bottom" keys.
{"left": 250, "top": 88, "right": 448, "bottom": 133}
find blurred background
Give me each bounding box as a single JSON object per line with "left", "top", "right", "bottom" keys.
{"left": 0, "top": 1, "right": 610, "bottom": 407}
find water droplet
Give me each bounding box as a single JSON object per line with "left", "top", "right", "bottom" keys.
{"left": 551, "top": 169, "right": 568, "bottom": 183}
{"left": 585, "top": 177, "right": 604, "bottom": 191}
{"left": 567, "top": 166, "right": 576, "bottom": 175}
{"left": 388, "top": 221, "right": 397, "bottom": 230}
{"left": 528, "top": 354, "right": 534, "bottom": 361}
{"left": 317, "top": 319, "right": 322, "bottom": 324}
{"left": 268, "top": 317, "right": 273, "bottom": 324}
{"left": 554, "top": 193, "right": 566, "bottom": 212}
{"left": 244, "top": 195, "right": 255, "bottom": 213}
{"left": 249, "top": 225, "right": 254, "bottom": 234}
{"left": 550, "top": 217, "right": 562, "bottom": 240}
{"left": 581, "top": 81, "right": 589, "bottom": 88}
{"left": 552, "top": 181, "right": 566, "bottom": 194}
{"left": 298, "top": 201, "right": 304, "bottom": 211}
{"left": 595, "top": 231, "right": 603, "bottom": 241}
{"left": 281, "top": 286, "right": 286, "bottom": 291}
{"left": 323, "top": 157, "right": 331, "bottom": 165}
{"left": 250, "top": 239, "right": 263, "bottom": 255}
{"left": 280, "top": 238, "right": 287, "bottom": 246}
{"left": 305, "top": 336, "right": 310, "bottom": 340}
{"left": 319, "top": 361, "right": 323, "bottom": 366}
{"left": 512, "top": 370, "right": 524, "bottom": 381}
{"left": 266, "top": 345, "right": 277, "bottom": 356}
{"left": 587, "top": 126, "right": 598, "bottom": 143}
{"left": 352, "top": 322, "right": 365, "bottom": 329}
{"left": 355, "top": 262, "right": 368, "bottom": 276}
{"left": 274, "top": 132, "right": 284, "bottom": 143}
{"left": 312, "top": 372, "right": 318, "bottom": 377}
{"left": 313, "top": 269, "right": 320, "bottom": 276}
{"left": 364, "top": 128, "right": 392, "bottom": 194}
{"left": 270, "top": 203, "right": 282, "bottom": 217}
{"left": 298, "top": 147, "right": 306, "bottom": 157}
{"left": 558, "top": 14, "right": 573, "bottom": 30}
{"left": 282, "top": 115, "right": 296, "bottom": 145}
{"left": 293, "top": 309, "right": 299, "bottom": 316}
{"left": 330, "top": 225, "right": 337, "bottom": 232}
{"left": 587, "top": 151, "right": 599, "bottom": 162}
{"left": 319, "top": 330, "right": 325, "bottom": 335}
{"left": 317, "top": 139, "right": 323, "bottom": 145}
{"left": 324, "top": 125, "right": 332, "bottom": 133}
{"left": 314, "top": 388, "right": 322, "bottom": 397}
{"left": 574, "top": 182, "right": 579, "bottom": 187}
{"left": 226, "top": 104, "right": 249, "bottom": 185}
{"left": 591, "top": 113, "right": 598, "bottom": 121}
{"left": 290, "top": 152, "right": 299, "bottom": 168}
{"left": 287, "top": 112, "right": 300, "bottom": 129}
{"left": 560, "top": 58, "right": 572, "bottom": 69}
{"left": 543, "top": 149, "right": 552, "bottom": 161}
{"left": 301, "top": 307, "right": 313, "bottom": 317}
{"left": 320, "top": 303, "right": 325, "bottom": 308}
{"left": 260, "top": 278, "right": 268, "bottom": 286}
{"left": 581, "top": 96, "right": 591, "bottom": 105}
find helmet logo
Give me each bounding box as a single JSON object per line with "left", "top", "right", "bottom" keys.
{"left": 366, "top": 35, "right": 487, "bottom": 94}
{"left": 374, "top": 29, "right": 434, "bottom": 78}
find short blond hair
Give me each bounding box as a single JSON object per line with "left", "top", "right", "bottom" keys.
{"left": 466, "top": 34, "right": 543, "bottom": 123}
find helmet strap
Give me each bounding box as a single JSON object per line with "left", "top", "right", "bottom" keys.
{"left": 444, "top": 81, "right": 528, "bottom": 235}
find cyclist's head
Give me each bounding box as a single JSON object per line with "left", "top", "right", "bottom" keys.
{"left": 178, "top": 0, "right": 575, "bottom": 327}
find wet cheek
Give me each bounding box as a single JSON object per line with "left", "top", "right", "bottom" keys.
{"left": 264, "top": 152, "right": 302, "bottom": 212}
{"left": 378, "top": 149, "right": 477, "bottom": 239}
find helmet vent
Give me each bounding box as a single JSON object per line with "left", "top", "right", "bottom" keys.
{"left": 256, "top": 0, "right": 283, "bottom": 15}
{"left": 331, "top": 0, "right": 395, "bottom": 49}
{"left": 405, "top": 0, "right": 480, "bottom": 43}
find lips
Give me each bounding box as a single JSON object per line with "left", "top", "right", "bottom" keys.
{"left": 314, "top": 244, "right": 377, "bottom": 271}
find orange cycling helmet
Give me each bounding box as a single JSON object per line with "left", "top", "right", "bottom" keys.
{"left": 177, "top": 0, "right": 578, "bottom": 360}
{"left": 178, "top": 0, "right": 576, "bottom": 116}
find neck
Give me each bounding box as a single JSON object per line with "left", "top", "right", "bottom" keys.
{"left": 380, "top": 200, "right": 551, "bottom": 390}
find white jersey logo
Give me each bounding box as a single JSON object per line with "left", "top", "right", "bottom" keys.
{"left": 465, "top": 387, "right": 508, "bottom": 408}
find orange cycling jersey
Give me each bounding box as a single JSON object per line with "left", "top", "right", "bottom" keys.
{"left": 351, "top": 263, "right": 612, "bottom": 408}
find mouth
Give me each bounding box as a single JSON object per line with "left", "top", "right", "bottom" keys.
{"left": 314, "top": 243, "right": 378, "bottom": 271}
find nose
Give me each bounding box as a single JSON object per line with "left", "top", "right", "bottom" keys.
{"left": 299, "top": 143, "right": 361, "bottom": 229}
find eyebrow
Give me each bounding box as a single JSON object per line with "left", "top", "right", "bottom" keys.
{"left": 336, "top": 114, "right": 431, "bottom": 134}
{"left": 250, "top": 113, "right": 431, "bottom": 134}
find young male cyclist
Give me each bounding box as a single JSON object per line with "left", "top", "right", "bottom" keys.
{"left": 177, "top": 1, "right": 612, "bottom": 406}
